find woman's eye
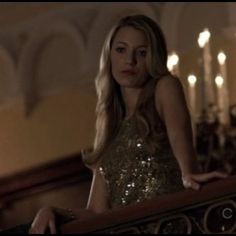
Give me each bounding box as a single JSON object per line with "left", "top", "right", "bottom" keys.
{"left": 115, "top": 47, "right": 125, "bottom": 53}
{"left": 138, "top": 50, "right": 147, "bottom": 57}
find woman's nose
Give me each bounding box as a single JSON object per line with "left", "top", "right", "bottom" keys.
{"left": 125, "top": 51, "right": 137, "bottom": 65}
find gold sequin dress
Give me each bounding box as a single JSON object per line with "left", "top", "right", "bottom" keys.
{"left": 99, "top": 116, "right": 184, "bottom": 209}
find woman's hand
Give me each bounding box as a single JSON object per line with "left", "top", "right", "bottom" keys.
{"left": 182, "top": 170, "right": 229, "bottom": 190}
{"left": 29, "top": 206, "right": 57, "bottom": 234}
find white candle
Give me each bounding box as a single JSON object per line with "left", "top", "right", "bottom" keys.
{"left": 217, "top": 51, "right": 230, "bottom": 125}
{"left": 198, "top": 28, "right": 214, "bottom": 112}
{"left": 187, "top": 74, "right": 197, "bottom": 147}
{"left": 187, "top": 74, "right": 197, "bottom": 115}
{"left": 215, "top": 74, "right": 224, "bottom": 124}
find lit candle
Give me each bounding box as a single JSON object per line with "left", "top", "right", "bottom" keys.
{"left": 217, "top": 51, "right": 229, "bottom": 125}
{"left": 167, "top": 52, "right": 179, "bottom": 77}
{"left": 198, "top": 28, "right": 214, "bottom": 113}
{"left": 187, "top": 74, "right": 197, "bottom": 147}
{"left": 187, "top": 74, "right": 197, "bottom": 116}
{"left": 215, "top": 74, "right": 224, "bottom": 124}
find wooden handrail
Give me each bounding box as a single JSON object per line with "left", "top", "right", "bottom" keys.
{"left": 61, "top": 174, "right": 236, "bottom": 234}
{"left": 0, "top": 153, "right": 91, "bottom": 205}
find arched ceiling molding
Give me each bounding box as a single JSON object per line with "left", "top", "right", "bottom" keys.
{"left": 84, "top": 2, "right": 159, "bottom": 83}
{"left": 18, "top": 18, "right": 85, "bottom": 116}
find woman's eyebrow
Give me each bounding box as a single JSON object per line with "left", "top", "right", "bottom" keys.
{"left": 115, "top": 41, "right": 148, "bottom": 48}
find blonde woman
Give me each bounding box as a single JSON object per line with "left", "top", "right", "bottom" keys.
{"left": 29, "top": 14, "right": 229, "bottom": 234}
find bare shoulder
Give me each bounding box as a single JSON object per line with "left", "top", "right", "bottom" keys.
{"left": 154, "top": 75, "right": 186, "bottom": 119}
{"left": 155, "top": 75, "right": 185, "bottom": 104}
{"left": 155, "top": 75, "right": 183, "bottom": 94}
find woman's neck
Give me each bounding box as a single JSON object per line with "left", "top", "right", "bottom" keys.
{"left": 121, "top": 87, "right": 141, "bottom": 119}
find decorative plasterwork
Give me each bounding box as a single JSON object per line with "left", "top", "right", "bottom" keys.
{"left": 0, "top": 2, "right": 163, "bottom": 115}
{"left": 17, "top": 17, "right": 85, "bottom": 116}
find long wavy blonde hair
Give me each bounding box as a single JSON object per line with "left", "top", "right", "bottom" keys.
{"left": 83, "top": 14, "right": 171, "bottom": 166}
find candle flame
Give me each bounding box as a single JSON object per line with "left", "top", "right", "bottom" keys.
{"left": 188, "top": 74, "right": 197, "bottom": 87}
{"left": 167, "top": 52, "right": 179, "bottom": 71}
{"left": 215, "top": 75, "right": 224, "bottom": 88}
{"left": 198, "top": 28, "right": 211, "bottom": 48}
{"left": 217, "top": 51, "right": 226, "bottom": 65}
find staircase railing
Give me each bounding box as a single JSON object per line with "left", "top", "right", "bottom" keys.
{"left": 61, "top": 174, "right": 236, "bottom": 234}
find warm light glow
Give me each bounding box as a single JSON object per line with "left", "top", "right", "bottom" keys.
{"left": 198, "top": 36, "right": 205, "bottom": 48}
{"left": 167, "top": 52, "right": 179, "bottom": 71}
{"left": 198, "top": 28, "right": 211, "bottom": 48}
{"left": 188, "top": 74, "right": 197, "bottom": 87}
{"left": 167, "top": 59, "right": 174, "bottom": 71}
{"left": 171, "top": 53, "right": 179, "bottom": 65}
{"left": 217, "top": 51, "right": 226, "bottom": 65}
{"left": 215, "top": 75, "right": 224, "bottom": 88}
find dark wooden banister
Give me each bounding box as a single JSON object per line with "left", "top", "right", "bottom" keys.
{"left": 0, "top": 153, "right": 91, "bottom": 206}
{"left": 61, "top": 174, "right": 236, "bottom": 234}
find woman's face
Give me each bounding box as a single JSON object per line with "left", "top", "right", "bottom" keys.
{"left": 110, "top": 26, "right": 149, "bottom": 88}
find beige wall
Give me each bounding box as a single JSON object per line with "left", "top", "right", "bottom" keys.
{"left": 0, "top": 3, "right": 97, "bottom": 176}
{"left": 0, "top": 87, "right": 96, "bottom": 177}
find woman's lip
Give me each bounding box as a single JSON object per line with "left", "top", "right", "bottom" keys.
{"left": 121, "top": 70, "right": 136, "bottom": 75}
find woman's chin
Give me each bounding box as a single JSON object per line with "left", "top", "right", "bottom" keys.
{"left": 115, "top": 77, "right": 138, "bottom": 88}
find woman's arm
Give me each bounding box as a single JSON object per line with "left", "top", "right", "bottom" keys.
{"left": 55, "top": 166, "right": 110, "bottom": 218}
{"left": 155, "top": 75, "right": 228, "bottom": 190}
{"left": 55, "top": 166, "right": 110, "bottom": 221}
{"left": 29, "top": 165, "right": 110, "bottom": 234}
{"left": 86, "top": 166, "right": 110, "bottom": 213}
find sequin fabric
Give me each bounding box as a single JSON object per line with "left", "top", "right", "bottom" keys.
{"left": 98, "top": 117, "right": 184, "bottom": 209}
